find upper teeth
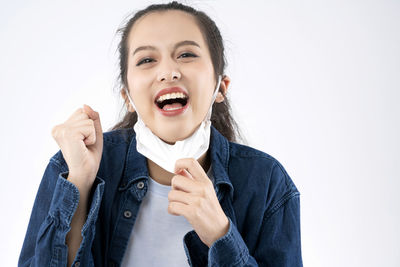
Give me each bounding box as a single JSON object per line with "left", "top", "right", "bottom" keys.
{"left": 156, "top": 92, "right": 187, "bottom": 103}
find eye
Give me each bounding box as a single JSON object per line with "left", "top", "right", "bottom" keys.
{"left": 178, "top": 52, "right": 198, "bottom": 59}
{"left": 136, "top": 57, "right": 155, "bottom": 66}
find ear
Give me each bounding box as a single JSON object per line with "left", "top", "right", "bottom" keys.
{"left": 215, "top": 75, "right": 231, "bottom": 103}
{"left": 120, "top": 88, "right": 135, "bottom": 113}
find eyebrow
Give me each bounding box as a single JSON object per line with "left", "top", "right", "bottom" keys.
{"left": 132, "top": 40, "right": 201, "bottom": 56}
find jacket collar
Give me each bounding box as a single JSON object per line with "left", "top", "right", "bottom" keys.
{"left": 118, "top": 125, "right": 234, "bottom": 201}
{"left": 208, "top": 126, "right": 234, "bottom": 200}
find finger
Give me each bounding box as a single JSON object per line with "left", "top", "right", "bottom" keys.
{"left": 171, "top": 174, "right": 198, "bottom": 193}
{"left": 72, "top": 124, "right": 96, "bottom": 145}
{"left": 168, "top": 201, "right": 191, "bottom": 217}
{"left": 67, "top": 107, "right": 89, "bottom": 122}
{"left": 82, "top": 104, "right": 96, "bottom": 120}
{"left": 69, "top": 119, "right": 96, "bottom": 145}
{"left": 174, "top": 158, "right": 208, "bottom": 182}
{"left": 69, "top": 112, "right": 90, "bottom": 123}
{"left": 70, "top": 119, "right": 95, "bottom": 128}
{"left": 177, "top": 168, "right": 194, "bottom": 180}
{"left": 168, "top": 189, "right": 191, "bottom": 205}
{"left": 83, "top": 104, "right": 103, "bottom": 143}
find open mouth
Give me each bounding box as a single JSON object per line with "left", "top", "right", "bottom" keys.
{"left": 155, "top": 93, "right": 189, "bottom": 111}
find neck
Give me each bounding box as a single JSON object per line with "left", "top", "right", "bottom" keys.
{"left": 147, "top": 150, "right": 211, "bottom": 186}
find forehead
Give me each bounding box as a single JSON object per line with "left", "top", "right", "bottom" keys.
{"left": 128, "top": 10, "right": 206, "bottom": 51}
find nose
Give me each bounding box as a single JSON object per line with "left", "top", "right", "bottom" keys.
{"left": 156, "top": 58, "right": 181, "bottom": 82}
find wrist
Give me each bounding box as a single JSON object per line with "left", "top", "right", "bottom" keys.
{"left": 208, "top": 216, "right": 230, "bottom": 247}
{"left": 67, "top": 172, "right": 94, "bottom": 191}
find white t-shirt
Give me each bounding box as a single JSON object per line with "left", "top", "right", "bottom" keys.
{"left": 121, "top": 166, "right": 213, "bottom": 266}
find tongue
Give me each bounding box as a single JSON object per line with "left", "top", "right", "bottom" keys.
{"left": 162, "top": 103, "right": 183, "bottom": 110}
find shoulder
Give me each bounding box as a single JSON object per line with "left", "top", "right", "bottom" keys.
{"left": 227, "top": 142, "right": 300, "bottom": 213}
{"left": 103, "top": 128, "right": 135, "bottom": 146}
{"left": 228, "top": 142, "right": 287, "bottom": 174}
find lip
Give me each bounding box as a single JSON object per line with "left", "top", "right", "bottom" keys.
{"left": 154, "top": 86, "right": 189, "bottom": 102}
{"left": 156, "top": 101, "right": 189, "bottom": 116}
{"left": 154, "top": 86, "right": 190, "bottom": 117}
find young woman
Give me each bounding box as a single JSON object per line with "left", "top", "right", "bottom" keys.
{"left": 19, "top": 2, "right": 302, "bottom": 266}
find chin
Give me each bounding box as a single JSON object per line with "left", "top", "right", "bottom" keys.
{"left": 156, "top": 125, "right": 197, "bottom": 145}
{"left": 160, "top": 132, "right": 190, "bottom": 144}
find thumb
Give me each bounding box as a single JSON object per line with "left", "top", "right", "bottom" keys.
{"left": 83, "top": 104, "right": 103, "bottom": 142}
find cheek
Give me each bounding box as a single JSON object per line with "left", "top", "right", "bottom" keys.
{"left": 191, "top": 84, "right": 215, "bottom": 116}
{"left": 127, "top": 69, "right": 147, "bottom": 95}
{"left": 127, "top": 80, "right": 150, "bottom": 110}
{"left": 187, "top": 60, "right": 213, "bottom": 76}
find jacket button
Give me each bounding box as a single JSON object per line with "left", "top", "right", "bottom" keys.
{"left": 137, "top": 181, "right": 144, "bottom": 189}
{"left": 74, "top": 262, "right": 80, "bottom": 267}
{"left": 124, "top": 210, "right": 132, "bottom": 218}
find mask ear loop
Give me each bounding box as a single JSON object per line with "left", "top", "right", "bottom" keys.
{"left": 125, "top": 88, "right": 141, "bottom": 119}
{"left": 204, "top": 75, "right": 222, "bottom": 122}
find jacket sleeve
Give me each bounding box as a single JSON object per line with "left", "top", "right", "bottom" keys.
{"left": 184, "top": 159, "right": 303, "bottom": 267}
{"left": 18, "top": 152, "right": 105, "bottom": 267}
{"left": 205, "top": 193, "right": 302, "bottom": 267}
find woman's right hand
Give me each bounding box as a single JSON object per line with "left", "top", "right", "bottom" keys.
{"left": 51, "top": 104, "right": 104, "bottom": 189}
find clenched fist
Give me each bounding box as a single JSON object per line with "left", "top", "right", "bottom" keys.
{"left": 51, "top": 104, "right": 103, "bottom": 189}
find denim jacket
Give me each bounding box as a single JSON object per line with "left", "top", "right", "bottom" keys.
{"left": 19, "top": 126, "right": 303, "bottom": 267}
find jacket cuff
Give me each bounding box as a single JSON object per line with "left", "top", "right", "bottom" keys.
{"left": 183, "top": 230, "right": 209, "bottom": 266}
{"left": 208, "top": 217, "right": 250, "bottom": 266}
{"left": 48, "top": 171, "right": 104, "bottom": 229}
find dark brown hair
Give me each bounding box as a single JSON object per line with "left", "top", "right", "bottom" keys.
{"left": 110, "top": 1, "right": 243, "bottom": 143}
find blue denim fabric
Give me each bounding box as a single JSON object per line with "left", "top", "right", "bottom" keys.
{"left": 19, "top": 126, "right": 303, "bottom": 267}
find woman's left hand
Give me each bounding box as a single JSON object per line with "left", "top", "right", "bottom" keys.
{"left": 167, "top": 158, "right": 230, "bottom": 248}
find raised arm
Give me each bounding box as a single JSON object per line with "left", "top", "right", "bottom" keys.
{"left": 19, "top": 104, "right": 105, "bottom": 266}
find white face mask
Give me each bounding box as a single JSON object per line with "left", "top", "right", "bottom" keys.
{"left": 125, "top": 75, "right": 222, "bottom": 173}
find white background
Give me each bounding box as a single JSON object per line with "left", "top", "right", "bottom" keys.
{"left": 1, "top": 0, "right": 399, "bottom": 266}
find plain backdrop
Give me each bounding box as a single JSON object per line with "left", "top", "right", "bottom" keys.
{"left": 1, "top": 0, "right": 399, "bottom": 266}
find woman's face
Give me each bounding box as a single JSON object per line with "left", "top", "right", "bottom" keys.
{"left": 122, "top": 10, "right": 222, "bottom": 144}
